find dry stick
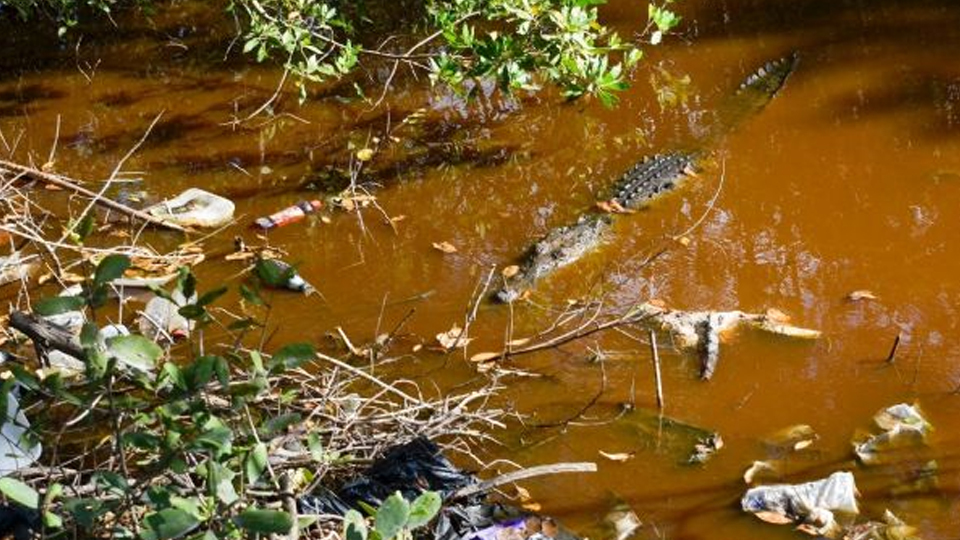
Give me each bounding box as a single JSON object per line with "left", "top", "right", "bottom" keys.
{"left": 314, "top": 352, "right": 423, "bottom": 405}
{"left": 449, "top": 462, "right": 597, "bottom": 500}
{"left": 649, "top": 329, "right": 664, "bottom": 411}
{"left": 886, "top": 332, "right": 902, "bottom": 364}
{"left": 0, "top": 159, "right": 186, "bottom": 233}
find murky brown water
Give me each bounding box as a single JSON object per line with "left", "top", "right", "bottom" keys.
{"left": 4, "top": 0, "right": 960, "bottom": 538}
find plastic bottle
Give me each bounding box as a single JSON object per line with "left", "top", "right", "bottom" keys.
{"left": 254, "top": 200, "right": 323, "bottom": 230}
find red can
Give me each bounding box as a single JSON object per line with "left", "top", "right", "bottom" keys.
{"left": 254, "top": 200, "right": 323, "bottom": 230}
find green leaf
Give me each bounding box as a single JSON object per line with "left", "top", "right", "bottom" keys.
{"left": 34, "top": 295, "right": 86, "bottom": 317}
{"left": 344, "top": 510, "right": 368, "bottom": 540}
{"left": 245, "top": 443, "right": 269, "bottom": 485}
{"left": 141, "top": 508, "right": 200, "bottom": 540}
{"left": 94, "top": 254, "right": 131, "bottom": 288}
{"left": 0, "top": 478, "right": 38, "bottom": 508}
{"left": 269, "top": 343, "right": 315, "bottom": 371}
{"left": 406, "top": 491, "right": 441, "bottom": 529}
{"left": 44, "top": 511, "right": 63, "bottom": 528}
{"left": 107, "top": 335, "right": 162, "bottom": 372}
{"left": 239, "top": 284, "right": 264, "bottom": 306}
{"left": 375, "top": 491, "right": 410, "bottom": 540}
{"left": 197, "top": 286, "right": 227, "bottom": 307}
{"left": 234, "top": 509, "right": 292, "bottom": 535}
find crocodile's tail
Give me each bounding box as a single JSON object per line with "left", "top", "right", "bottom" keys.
{"left": 707, "top": 52, "right": 800, "bottom": 144}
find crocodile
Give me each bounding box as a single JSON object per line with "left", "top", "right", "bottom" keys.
{"left": 494, "top": 54, "right": 799, "bottom": 303}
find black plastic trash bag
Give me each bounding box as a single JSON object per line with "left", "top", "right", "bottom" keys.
{"left": 299, "top": 437, "right": 579, "bottom": 540}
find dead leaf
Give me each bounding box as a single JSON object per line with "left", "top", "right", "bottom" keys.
{"left": 436, "top": 325, "right": 472, "bottom": 350}
{"left": 677, "top": 236, "right": 691, "bottom": 246}
{"left": 753, "top": 511, "right": 794, "bottom": 525}
{"left": 502, "top": 265, "right": 520, "bottom": 279}
{"left": 432, "top": 241, "right": 457, "bottom": 254}
{"left": 765, "top": 424, "right": 818, "bottom": 451}
{"left": 320, "top": 215, "right": 332, "bottom": 224}
{"left": 513, "top": 486, "right": 532, "bottom": 503}
{"left": 847, "top": 290, "right": 878, "bottom": 302}
{"left": 507, "top": 337, "right": 531, "bottom": 347}
{"left": 411, "top": 344, "right": 423, "bottom": 353}
{"left": 469, "top": 351, "right": 502, "bottom": 363}
{"left": 521, "top": 502, "right": 542, "bottom": 512}
{"left": 390, "top": 215, "right": 407, "bottom": 223}
{"left": 599, "top": 450, "right": 635, "bottom": 462}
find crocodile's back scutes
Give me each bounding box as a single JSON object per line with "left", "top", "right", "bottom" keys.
{"left": 612, "top": 152, "right": 698, "bottom": 210}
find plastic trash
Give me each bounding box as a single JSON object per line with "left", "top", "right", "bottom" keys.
{"left": 254, "top": 200, "right": 323, "bottom": 230}
{"left": 299, "top": 438, "right": 580, "bottom": 540}
{"left": 255, "top": 258, "right": 316, "bottom": 295}
{"left": 741, "top": 471, "right": 859, "bottom": 537}
{"left": 0, "top": 391, "right": 41, "bottom": 477}
{"left": 139, "top": 289, "right": 195, "bottom": 343}
{"left": 145, "top": 188, "right": 235, "bottom": 228}
{"left": 854, "top": 403, "right": 930, "bottom": 465}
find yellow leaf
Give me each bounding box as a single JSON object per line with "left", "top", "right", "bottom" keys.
{"left": 432, "top": 241, "right": 458, "bottom": 254}
{"left": 599, "top": 450, "right": 634, "bottom": 462}
{"left": 847, "top": 290, "right": 878, "bottom": 302}
{"left": 469, "top": 351, "right": 502, "bottom": 363}
{"left": 502, "top": 265, "right": 520, "bottom": 278}
{"left": 356, "top": 148, "right": 375, "bottom": 162}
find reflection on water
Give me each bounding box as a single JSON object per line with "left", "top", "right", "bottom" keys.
{"left": 2, "top": 0, "right": 960, "bottom": 538}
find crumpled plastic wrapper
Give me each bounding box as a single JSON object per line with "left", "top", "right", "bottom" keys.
{"left": 741, "top": 471, "right": 859, "bottom": 537}
{"left": 854, "top": 403, "right": 931, "bottom": 465}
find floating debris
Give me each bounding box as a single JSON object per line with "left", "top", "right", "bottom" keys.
{"left": 741, "top": 471, "right": 859, "bottom": 537}
{"left": 854, "top": 403, "right": 931, "bottom": 465}
{"left": 254, "top": 258, "right": 316, "bottom": 294}
{"left": 688, "top": 433, "right": 724, "bottom": 465}
{"left": 636, "top": 302, "right": 820, "bottom": 379}
{"left": 139, "top": 289, "right": 195, "bottom": 343}
{"left": 604, "top": 501, "right": 642, "bottom": 540}
{"left": 254, "top": 200, "right": 323, "bottom": 230}
{"left": 743, "top": 460, "right": 779, "bottom": 485}
{"left": 145, "top": 188, "right": 235, "bottom": 228}
{"left": 843, "top": 510, "right": 920, "bottom": 540}
{"left": 845, "top": 290, "right": 878, "bottom": 302}
{"left": 765, "top": 424, "right": 819, "bottom": 453}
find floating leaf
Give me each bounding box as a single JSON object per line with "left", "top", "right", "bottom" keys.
{"left": 743, "top": 460, "right": 778, "bottom": 484}
{"left": 469, "top": 352, "right": 502, "bottom": 363}
{"left": 846, "top": 290, "right": 878, "bottom": 302}
{"left": 356, "top": 148, "right": 375, "bottom": 162}
{"left": 436, "top": 325, "right": 471, "bottom": 350}
{"left": 431, "top": 241, "right": 457, "bottom": 254}
{"left": 501, "top": 265, "right": 520, "bottom": 278}
{"left": 599, "top": 451, "right": 634, "bottom": 463}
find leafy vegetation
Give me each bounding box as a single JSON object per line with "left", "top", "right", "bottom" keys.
{"left": 0, "top": 255, "right": 448, "bottom": 539}
{"left": 4, "top": 0, "right": 681, "bottom": 105}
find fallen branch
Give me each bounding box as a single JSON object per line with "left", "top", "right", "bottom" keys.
{"left": 449, "top": 462, "right": 597, "bottom": 500}
{"left": 0, "top": 159, "right": 187, "bottom": 233}
{"left": 9, "top": 310, "right": 85, "bottom": 362}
